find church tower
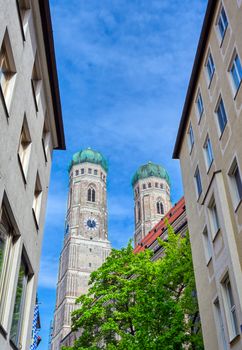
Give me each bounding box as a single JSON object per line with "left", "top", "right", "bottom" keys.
{"left": 132, "top": 162, "right": 172, "bottom": 247}
{"left": 51, "top": 148, "right": 111, "bottom": 350}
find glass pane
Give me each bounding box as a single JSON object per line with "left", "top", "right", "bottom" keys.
{"left": 234, "top": 167, "right": 242, "bottom": 200}
{"left": 10, "top": 261, "right": 27, "bottom": 346}
{"left": 231, "top": 64, "right": 240, "bottom": 90}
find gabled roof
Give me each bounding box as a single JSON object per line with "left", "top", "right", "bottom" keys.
{"left": 173, "top": 0, "right": 217, "bottom": 159}
{"left": 134, "top": 196, "right": 186, "bottom": 254}
{"left": 39, "top": 0, "right": 66, "bottom": 150}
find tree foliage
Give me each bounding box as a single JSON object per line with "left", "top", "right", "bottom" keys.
{"left": 63, "top": 225, "right": 203, "bottom": 350}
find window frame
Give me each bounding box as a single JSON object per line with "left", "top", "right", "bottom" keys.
{"left": 194, "top": 166, "right": 202, "bottom": 199}
{"left": 215, "top": 97, "right": 228, "bottom": 136}
{"left": 228, "top": 158, "right": 242, "bottom": 209}
{"left": 214, "top": 298, "right": 228, "bottom": 350}
{"left": 221, "top": 276, "right": 239, "bottom": 341}
{"left": 205, "top": 51, "right": 215, "bottom": 85}
{"left": 229, "top": 52, "right": 242, "bottom": 96}
{"left": 216, "top": 5, "right": 228, "bottom": 42}
{"left": 209, "top": 198, "right": 220, "bottom": 240}
{"left": 202, "top": 226, "right": 212, "bottom": 264}
{"left": 188, "top": 123, "right": 194, "bottom": 153}
{"left": 196, "top": 90, "right": 204, "bottom": 121}
{"left": 0, "top": 29, "right": 17, "bottom": 116}
{"left": 203, "top": 135, "right": 214, "bottom": 171}
{"left": 32, "top": 173, "right": 42, "bottom": 229}
{"left": 16, "top": 0, "right": 31, "bottom": 41}
{"left": 18, "top": 115, "right": 32, "bottom": 183}
{"left": 10, "top": 251, "right": 33, "bottom": 349}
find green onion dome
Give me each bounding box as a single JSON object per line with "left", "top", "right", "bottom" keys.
{"left": 68, "top": 148, "right": 108, "bottom": 173}
{"left": 132, "top": 161, "right": 170, "bottom": 187}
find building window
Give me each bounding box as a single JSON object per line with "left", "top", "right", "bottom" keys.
{"left": 42, "top": 119, "right": 50, "bottom": 162}
{"left": 196, "top": 91, "right": 204, "bottom": 120}
{"left": 94, "top": 169, "right": 98, "bottom": 175}
{"left": 206, "top": 52, "right": 215, "bottom": 83}
{"left": 230, "top": 54, "right": 242, "bottom": 93}
{"left": 0, "top": 203, "right": 16, "bottom": 323}
{"left": 87, "top": 187, "right": 95, "bottom": 202}
{"left": 204, "top": 136, "right": 214, "bottom": 169}
{"left": 137, "top": 201, "right": 141, "bottom": 222}
{"left": 75, "top": 170, "right": 79, "bottom": 176}
{"left": 229, "top": 159, "right": 242, "bottom": 207}
{"left": 89, "top": 263, "right": 92, "bottom": 267}
{"left": 222, "top": 276, "right": 239, "bottom": 340}
{"left": 209, "top": 199, "right": 220, "bottom": 239}
{"left": 81, "top": 168, "right": 84, "bottom": 174}
{"left": 160, "top": 184, "right": 163, "bottom": 189}
{"left": 188, "top": 123, "right": 194, "bottom": 152}
{"left": 194, "top": 167, "right": 202, "bottom": 198}
{"left": 155, "top": 182, "right": 158, "bottom": 188}
{"left": 217, "top": 6, "right": 228, "bottom": 40}
{"left": 88, "top": 168, "right": 92, "bottom": 174}
{"left": 31, "top": 55, "right": 41, "bottom": 111}
{"left": 10, "top": 257, "right": 31, "bottom": 348}
{"left": 32, "top": 173, "right": 42, "bottom": 227}
{"left": 214, "top": 299, "right": 227, "bottom": 350}
{"left": 0, "top": 30, "right": 16, "bottom": 113}
{"left": 148, "top": 183, "right": 151, "bottom": 188}
{"left": 16, "top": 0, "right": 30, "bottom": 40}
{"left": 202, "top": 227, "right": 212, "bottom": 264}
{"left": 18, "top": 116, "right": 31, "bottom": 181}
{"left": 157, "top": 201, "right": 164, "bottom": 215}
{"left": 216, "top": 98, "right": 227, "bottom": 134}
{"left": 142, "top": 184, "right": 146, "bottom": 190}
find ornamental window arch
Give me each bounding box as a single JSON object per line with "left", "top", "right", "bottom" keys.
{"left": 156, "top": 198, "right": 164, "bottom": 214}
{"left": 87, "top": 184, "right": 96, "bottom": 202}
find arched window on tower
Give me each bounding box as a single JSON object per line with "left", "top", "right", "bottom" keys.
{"left": 87, "top": 187, "right": 96, "bottom": 202}
{"left": 157, "top": 201, "right": 164, "bottom": 215}
{"left": 138, "top": 201, "right": 141, "bottom": 222}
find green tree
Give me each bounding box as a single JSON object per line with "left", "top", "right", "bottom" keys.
{"left": 63, "top": 224, "right": 203, "bottom": 350}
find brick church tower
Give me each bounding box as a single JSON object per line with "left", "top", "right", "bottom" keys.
{"left": 132, "top": 162, "right": 172, "bottom": 247}
{"left": 51, "top": 148, "right": 111, "bottom": 349}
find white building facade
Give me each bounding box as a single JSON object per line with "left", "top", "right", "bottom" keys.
{"left": 0, "top": 0, "right": 65, "bottom": 349}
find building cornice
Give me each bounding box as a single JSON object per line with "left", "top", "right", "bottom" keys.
{"left": 173, "top": 0, "right": 217, "bottom": 159}
{"left": 38, "top": 0, "right": 66, "bottom": 150}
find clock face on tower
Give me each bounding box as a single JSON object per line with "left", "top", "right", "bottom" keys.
{"left": 84, "top": 217, "right": 99, "bottom": 231}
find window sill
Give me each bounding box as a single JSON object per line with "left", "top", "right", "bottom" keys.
{"left": 31, "top": 80, "right": 39, "bottom": 112}
{"left": 189, "top": 143, "right": 194, "bottom": 156}
{"left": 206, "top": 256, "right": 212, "bottom": 267}
{"left": 16, "top": 0, "right": 26, "bottom": 42}
{"left": 233, "top": 80, "right": 242, "bottom": 101}
{"left": 208, "top": 71, "right": 215, "bottom": 89}
{"left": 212, "top": 228, "right": 220, "bottom": 243}
{"left": 0, "top": 85, "right": 10, "bottom": 119}
{"left": 197, "top": 110, "right": 204, "bottom": 125}
{"left": 17, "top": 154, "right": 27, "bottom": 185}
{"left": 42, "top": 139, "right": 48, "bottom": 163}
{"left": 219, "top": 123, "right": 227, "bottom": 140}
{"left": 219, "top": 26, "right": 227, "bottom": 48}
{"left": 0, "top": 323, "right": 7, "bottom": 338}
{"left": 206, "top": 160, "right": 214, "bottom": 175}
{"left": 10, "top": 339, "right": 20, "bottom": 350}
{"left": 235, "top": 199, "right": 242, "bottom": 213}
{"left": 32, "top": 208, "right": 39, "bottom": 231}
{"left": 229, "top": 333, "right": 240, "bottom": 345}
{"left": 197, "top": 191, "right": 202, "bottom": 202}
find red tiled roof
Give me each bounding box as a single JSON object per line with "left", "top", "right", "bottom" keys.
{"left": 134, "top": 196, "right": 185, "bottom": 253}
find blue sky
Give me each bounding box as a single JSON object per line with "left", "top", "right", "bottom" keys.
{"left": 37, "top": 1, "right": 207, "bottom": 348}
